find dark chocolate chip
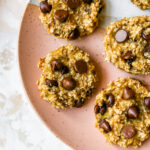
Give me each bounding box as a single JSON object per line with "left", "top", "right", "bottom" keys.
{"left": 122, "top": 51, "right": 136, "bottom": 68}
{"left": 142, "top": 28, "right": 150, "bottom": 40}
{"left": 106, "top": 93, "right": 115, "bottom": 107}
{"left": 51, "top": 60, "right": 63, "bottom": 71}
{"left": 61, "top": 66, "right": 69, "bottom": 74}
{"left": 126, "top": 59, "right": 135, "bottom": 68}
{"left": 45, "top": 79, "right": 58, "bottom": 87}
{"left": 122, "top": 51, "right": 135, "bottom": 60}
{"left": 98, "top": 7, "right": 103, "bottom": 13}
{"left": 86, "top": 88, "right": 93, "bottom": 96}
{"left": 143, "top": 46, "right": 150, "bottom": 60}
{"left": 62, "top": 77, "right": 76, "bottom": 90}
{"left": 66, "top": 0, "right": 80, "bottom": 9}
{"left": 144, "top": 97, "right": 150, "bottom": 109}
{"left": 74, "top": 98, "right": 85, "bottom": 108}
{"left": 83, "top": 0, "right": 92, "bottom": 4}
{"left": 94, "top": 105, "right": 100, "bottom": 114}
{"left": 127, "top": 106, "right": 139, "bottom": 119}
{"left": 122, "top": 125, "right": 136, "bottom": 139}
{"left": 74, "top": 60, "right": 87, "bottom": 74}
{"left": 68, "top": 28, "right": 80, "bottom": 40}
{"left": 85, "top": 8, "right": 90, "bottom": 13}
{"left": 99, "top": 102, "right": 106, "bottom": 115}
{"left": 123, "top": 87, "right": 135, "bottom": 100}
{"left": 99, "top": 120, "right": 112, "bottom": 133}
{"left": 40, "top": 1, "right": 52, "bottom": 13}
{"left": 55, "top": 10, "right": 69, "bottom": 22}
{"left": 54, "top": 33, "right": 60, "bottom": 36}
{"left": 115, "top": 29, "right": 128, "bottom": 43}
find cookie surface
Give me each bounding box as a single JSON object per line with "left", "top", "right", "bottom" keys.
{"left": 131, "top": 0, "right": 150, "bottom": 10}
{"left": 39, "top": 0, "right": 104, "bottom": 40}
{"left": 37, "top": 45, "right": 97, "bottom": 109}
{"left": 95, "top": 78, "right": 150, "bottom": 148}
{"left": 104, "top": 16, "right": 150, "bottom": 75}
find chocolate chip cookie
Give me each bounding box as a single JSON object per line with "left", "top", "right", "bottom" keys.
{"left": 39, "top": 0, "right": 104, "bottom": 40}
{"left": 131, "top": 0, "right": 150, "bottom": 10}
{"left": 37, "top": 45, "right": 97, "bottom": 109}
{"left": 95, "top": 78, "right": 150, "bottom": 148}
{"left": 104, "top": 16, "right": 150, "bottom": 74}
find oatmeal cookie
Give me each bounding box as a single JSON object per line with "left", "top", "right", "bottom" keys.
{"left": 94, "top": 78, "right": 150, "bottom": 148}
{"left": 39, "top": 0, "right": 104, "bottom": 40}
{"left": 37, "top": 45, "right": 97, "bottom": 109}
{"left": 131, "top": 0, "right": 150, "bottom": 10}
{"left": 104, "top": 16, "right": 150, "bottom": 74}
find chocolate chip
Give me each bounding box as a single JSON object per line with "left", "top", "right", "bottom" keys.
{"left": 74, "top": 98, "right": 85, "bottom": 108}
{"left": 62, "top": 77, "right": 76, "bottom": 90}
{"left": 127, "top": 106, "right": 139, "bottom": 119}
{"left": 122, "top": 125, "right": 136, "bottom": 139}
{"left": 142, "top": 28, "right": 150, "bottom": 40}
{"left": 40, "top": 1, "right": 52, "bottom": 13}
{"left": 55, "top": 10, "right": 69, "bottom": 22}
{"left": 123, "top": 87, "right": 135, "bottom": 100}
{"left": 143, "top": 46, "right": 150, "bottom": 60}
{"left": 86, "top": 88, "right": 92, "bottom": 96}
{"left": 54, "top": 33, "right": 60, "bottom": 36}
{"left": 68, "top": 28, "right": 80, "bottom": 40}
{"left": 144, "top": 97, "right": 150, "bottom": 109}
{"left": 99, "top": 103, "right": 106, "bottom": 115}
{"left": 83, "top": 0, "right": 92, "bottom": 4}
{"left": 127, "top": 59, "right": 136, "bottom": 68}
{"left": 122, "top": 51, "right": 136, "bottom": 68}
{"left": 106, "top": 93, "right": 115, "bottom": 107}
{"left": 98, "top": 7, "right": 103, "bottom": 13}
{"left": 99, "top": 120, "right": 112, "bottom": 133}
{"left": 94, "top": 105, "right": 100, "bottom": 114}
{"left": 61, "top": 66, "right": 69, "bottom": 74}
{"left": 115, "top": 29, "right": 128, "bottom": 43}
{"left": 122, "top": 51, "right": 134, "bottom": 60}
{"left": 51, "top": 60, "right": 63, "bottom": 71}
{"left": 45, "top": 79, "right": 58, "bottom": 87}
{"left": 85, "top": 8, "right": 90, "bottom": 13}
{"left": 74, "top": 60, "right": 87, "bottom": 74}
{"left": 66, "top": 0, "right": 80, "bottom": 9}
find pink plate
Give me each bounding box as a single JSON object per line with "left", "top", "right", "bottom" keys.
{"left": 18, "top": 4, "right": 150, "bottom": 150}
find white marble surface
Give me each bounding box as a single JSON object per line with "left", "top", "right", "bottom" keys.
{"left": 0, "top": 0, "right": 149, "bottom": 150}
{"left": 0, "top": 0, "right": 71, "bottom": 150}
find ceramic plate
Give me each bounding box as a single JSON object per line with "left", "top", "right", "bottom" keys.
{"left": 18, "top": 1, "right": 150, "bottom": 150}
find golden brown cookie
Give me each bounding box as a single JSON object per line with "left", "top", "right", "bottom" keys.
{"left": 131, "top": 0, "right": 150, "bottom": 10}
{"left": 37, "top": 45, "right": 97, "bottom": 109}
{"left": 95, "top": 78, "right": 150, "bottom": 148}
{"left": 104, "top": 16, "right": 150, "bottom": 75}
{"left": 39, "top": 0, "right": 104, "bottom": 40}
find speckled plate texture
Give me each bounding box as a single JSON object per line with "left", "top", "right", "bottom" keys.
{"left": 18, "top": 1, "right": 150, "bottom": 150}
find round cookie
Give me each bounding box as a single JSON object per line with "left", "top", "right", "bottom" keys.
{"left": 39, "top": 0, "right": 104, "bottom": 40}
{"left": 94, "top": 78, "right": 150, "bottom": 148}
{"left": 37, "top": 45, "right": 97, "bottom": 109}
{"left": 104, "top": 16, "right": 150, "bottom": 75}
{"left": 131, "top": 0, "right": 150, "bottom": 10}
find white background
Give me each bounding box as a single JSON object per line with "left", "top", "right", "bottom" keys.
{"left": 0, "top": 0, "right": 149, "bottom": 150}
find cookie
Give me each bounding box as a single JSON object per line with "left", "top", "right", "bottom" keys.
{"left": 131, "top": 0, "right": 150, "bottom": 10}
{"left": 39, "top": 0, "right": 104, "bottom": 40}
{"left": 104, "top": 16, "right": 150, "bottom": 75}
{"left": 94, "top": 78, "right": 150, "bottom": 148}
{"left": 37, "top": 45, "right": 97, "bottom": 109}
